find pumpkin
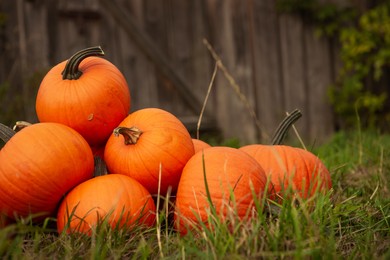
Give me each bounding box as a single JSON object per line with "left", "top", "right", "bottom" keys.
{"left": 57, "top": 174, "right": 156, "bottom": 235}
{"left": 104, "top": 108, "right": 195, "bottom": 196}
{"left": 239, "top": 145, "right": 332, "bottom": 199}
{"left": 192, "top": 138, "right": 211, "bottom": 153}
{"left": 36, "top": 46, "right": 131, "bottom": 148}
{"left": 239, "top": 109, "right": 331, "bottom": 199}
{"left": 0, "top": 123, "right": 94, "bottom": 220}
{"left": 174, "top": 146, "right": 267, "bottom": 235}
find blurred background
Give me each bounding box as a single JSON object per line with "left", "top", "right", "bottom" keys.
{"left": 0, "top": 0, "right": 389, "bottom": 145}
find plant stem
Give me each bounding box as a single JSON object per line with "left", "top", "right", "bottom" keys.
{"left": 113, "top": 126, "right": 143, "bottom": 145}
{"left": 61, "top": 46, "right": 105, "bottom": 80}
{"left": 197, "top": 62, "right": 218, "bottom": 140}
{"left": 271, "top": 109, "right": 302, "bottom": 145}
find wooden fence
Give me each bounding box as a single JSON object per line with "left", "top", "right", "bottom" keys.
{"left": 1, "top": 0, "right": 341, "bottom": 145}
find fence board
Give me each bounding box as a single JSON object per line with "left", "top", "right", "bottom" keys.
{"left": 251, "top": 0, "right": 285, "bottom": 142}
{"left": 206, "top": 0, "right": 259, "bottom": 144}
{"left": 279, "top": 14, "right": 309, "bottom": 140}
{"left": 304, "top": 26, "right": 334, "bottom": 144}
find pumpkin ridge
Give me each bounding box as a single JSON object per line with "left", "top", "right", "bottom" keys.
{"left": 300, "top": 149, "right": 328, "bottom": 194}
{"left": 132, "top": 145, "right": 162, "bottom": 184}
{"left": 62, "top": 82, "right": 74, "bottom": 127}
{"left": 73, "top": 79, "right": 93, "bottom": 123}
{"left": 132, "top": 129, "right": 192, "bottom": 167}
{"left": 45, "top": 123, "right": 93, "bottom": 174}
{"left": 84, "top": 65, "right": 129, "bottom": 115}
{"left": 0, "top": 131, "right": 61, "bottom": 203}
{"left": 284, "top": 147, "right": 302, "bottom": 192}
{"left": 132, "top": 140, "right": 173, "bottom": 186}
{"left": 297, "top": 149, "right": 313, "bottom": 196}
{"left": 0, "top": 161, "right": 51, "bottom": 213}
{"left": 109, "top": 141, "right": 161, "bottom": 191}
{"left": 0, "top": 165, "right": 43, "bottom": 213}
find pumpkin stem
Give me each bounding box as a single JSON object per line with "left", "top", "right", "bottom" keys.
{"left": 61, "top": 46, "right": 105, "bottom": 80}
{"left": 93, "top": 156, "right": 108, "bottom": 177}
{"left": 13, "top": 121, "right": 32, "bottom": 132}
{"left": 0, "top": 123, "right": 16, "bottom": 143}
{"left": 113, "top": 126, "right": 143, "bottom": 145}
{"left": 271, "top": 109, "right": 302, "bottom": 145}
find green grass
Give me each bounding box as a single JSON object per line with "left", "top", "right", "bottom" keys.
{"left": 0, "top": 129, "right": 389, "bottom": 259}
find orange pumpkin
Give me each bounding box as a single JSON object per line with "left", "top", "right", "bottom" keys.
{"left": 36, "top": 46, "right": 131, "bottom": 148}
{"left": 192, "top": 138, "right": 211, "bottom": 153}
{"left": 104, "top": 108, "right": 195, "bottom": 195}
{"left": 57, "top": 174, "right": 155, "bottom": 235}
{"left": 239, "top": 145, "right": 332, "bottom": 199}
{"left": 0, "top": 123, "right": 94, "bottom": 220}
{"left": 174, "top": 147, "right": 267, "bottom": 235}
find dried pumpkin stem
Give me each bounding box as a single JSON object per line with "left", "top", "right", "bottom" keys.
{"left": 114, "top": 126, "right": 143, "bottom": 145}
{"left": 13, "top": 121, "right": 32, "bottom": 132}
{"left": 0, "top": 123, "right": 16, "bottom": 143}
{"left": 61, "top": 46, "right": 105, "bottom": 80}
{"left": 94, "top": 156, "right": 108, "bottom": 177}
{"left": 271, "top": 109, "right": 302, "bottom": 145}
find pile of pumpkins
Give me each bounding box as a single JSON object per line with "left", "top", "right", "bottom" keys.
{"left": 0, "top": 47, "right": 332, "bottom": 235}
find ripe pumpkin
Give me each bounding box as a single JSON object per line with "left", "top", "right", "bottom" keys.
{"left": 36, "top": 46, "right": 131, "bottom": 148}
{"left": 104, "top": 108, "right": 195, "bottom": 195}
{"left": 192, "top": 138, "right": 211, "bottom": 153}
{"left": 239, "top": 145, "right": 332, "bottom": 199}
{"left": 0, "top": 123, "right": 94, "bottom": 219}
{"left": 57, "top": 174, "right": 156, "bottom": 235}
{"left": 174, "top": 146, "right": 267, "bottom": 235}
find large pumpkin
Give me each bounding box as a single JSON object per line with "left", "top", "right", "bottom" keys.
{"left": 104, "top": 108, "right": 195, "bottom": 195}
{"left": 239, "top": 145, "right": 332, "bottom": 199}
{"left": 174, "top": 147, "right": 267, "bottom": 235}
{"left": 0, "top": 123, "right": 94, "bottom": 219}
{"left": 57, "top": 174, "right": 156, "bottom": 235}
{"left": 36, "top": 46, "right": 131, "bottom": 148}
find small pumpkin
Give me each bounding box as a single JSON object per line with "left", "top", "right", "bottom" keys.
{"left": 36, "top": 46, "right": 131, "bottom": 148}
{"left": 57, "top": 174, "right": 156, "bottom": 235}
{"left": 239, "top": 109, "right": 332, "bottom": 199}
{"left": 239, "top": 145, "right": 331, "bottom": 199}
{"left": 104, "top": 108, "right": 195, "bottom": 195}
{"left": 0, "top": 123, "right": 94, "bottom": 220}
{"left": 192, "top": 138, "right": 211, "bottom": 153}
{"left": 174, "top": 146, "right": 267, "bottom": 235}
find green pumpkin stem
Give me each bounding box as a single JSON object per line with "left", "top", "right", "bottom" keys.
{"left": 61, "top": 46, "right": 105, "bottom": 80}
{"left": 114, "top": 126, "right": 143, "bottom": 145}
{"left": 271, "top": 109, "right": 302, "bottom": 145}
{"left": 0, "top": 123, "right": 16, "bottom": 143}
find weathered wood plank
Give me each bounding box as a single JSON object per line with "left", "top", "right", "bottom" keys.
{"left": 205, "top": 0, "right": 259, "bottom": 144}
{"left": 279, "top": 13, "right": 309, "bottom": 142}
{"left": 251, "top": 0, "right": 285, "bottom": 143}
{"left": 304, "top": 25, "right": 334, "bottom": 144}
